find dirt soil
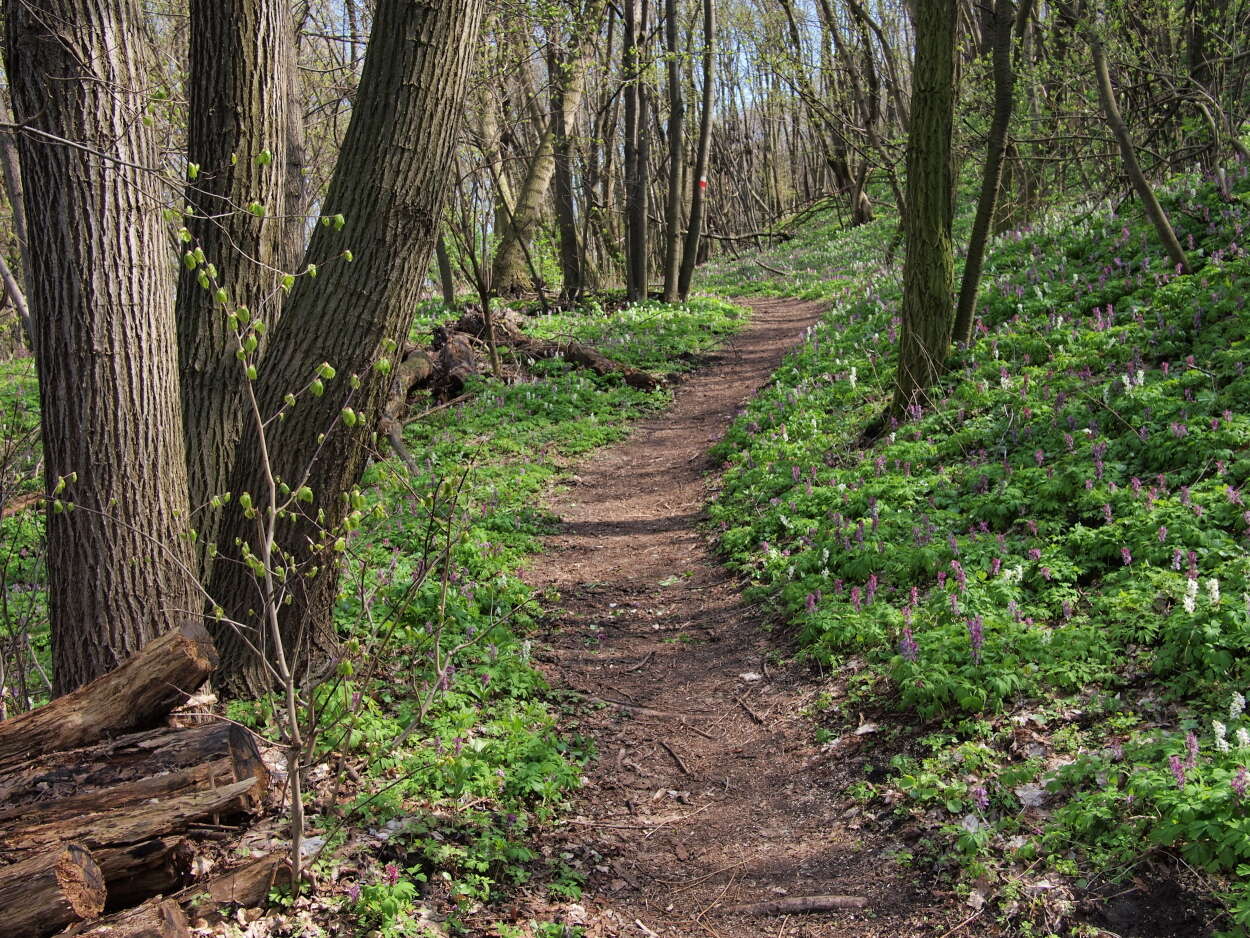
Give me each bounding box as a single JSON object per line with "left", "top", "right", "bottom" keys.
{"left": 522, "top": 298, "right": 1000, "bottom": 938}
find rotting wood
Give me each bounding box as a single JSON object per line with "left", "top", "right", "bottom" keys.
{"left": 0, "top": 721, "right": 266, "bottom": 810}
{"left": 179, "top": 851, "right": 290, "bottom": 921}
{"left": 95, "top": 837, "right": 193, "bottom": 910}
{"left": 0, "top": 843, "right": 105, "bottom": 938}
{"left": 2, "top": 777, "right": 256, "bottom": 856}
{"left": 70, "top": 897, "right": 191, "bottom": 938}
{"left": 722, "top": 895, "right": 868, "bottom": 915}
{"left": 0, "top": 621, "right": 219, "bottom": 771}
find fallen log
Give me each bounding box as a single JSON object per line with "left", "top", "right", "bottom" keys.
{"left": 70, "top": 898, "right": 191, "bottom": 938}
{"left": 454, "top": 309, "right": 663, "bottom": 391}
{"left": 0, "top": 721, "right": 267, "bottom": 811}
{"left": 722, "top": 895, "right": 869, "bottom": 916}
{"left": 0, "top": 843, "right": 105, "bottom": 938}
{"left": 0, "top": 492, "right": 40, "bottom": 519}
{"left": 0, "top": 764, "right": 263, "bottom": 855}
{"left": 180, "top": 852, "right": 290, "bottom": 921}
{"left": 96, "top": 837, "right": 193, "bottom": 910}
{"left": 0, "top": 621, "right": 219, "bottom": 771}
{"left": 2, "top": 777, "right": 256, "bottom": 856}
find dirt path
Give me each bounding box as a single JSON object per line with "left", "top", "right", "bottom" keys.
{"left": 523, "top": 298, "right": 993, "bottom": 938}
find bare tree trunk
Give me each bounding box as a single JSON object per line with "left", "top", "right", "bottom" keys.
{"left": 623, "top": 0, "right": 651, "bottom": 300}
{"left": 953, "top": 0, "right": 1017, "bottom": 346}
{"left": 208, "top": 0, "right": 485, "bottom": 695}
{"left": 6, "top": 0, "right": 200, "bottom": 693}
{"left": 677, "top": 0, "right": 714, "bottom": 301}
{"left": 177, "top": 0, "right": 298, "bottom": 578}
{"left": 891, "top": 0, "right": 957, "bottom": 416}
{"left": 1084, "top": 9, "right": 1191, "bottom": 274}
{"left": 436, "top": 234, "right": 457, "bottom": 308}
{"left": 661, "top": 0, "right": 685, "bottom": 302}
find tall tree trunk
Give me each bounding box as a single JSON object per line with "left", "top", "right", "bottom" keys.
{"left": 891, "top": 0, "right": 957, "bottom": 415}
{"left": 6, "top": 0, "right": 199, "bottom": 692}
{"left": 661, "top": 0, "right": 685, "bottom": 302}
{"left": 551, "top": 46, "right": 583, "bottom": 301}
{"left": 436, "top": 234, "right": 458, "bottom": 308}
{"left": 677, "top": 0, "right": 715, "bottom": 301}
{"left": 953, "top": 0, "right": 1017, "bottom": 346}
{"left": 493, "top": 36, "right": 592, "bottom": 297}
{"left": 207, "top": 0, "right": 485, "bottom": 695}
{"left": 177, "top": 0, "right": 298, "bottom": 579}
{"left": 623, "top": 0, "right": 650, "bottom": 300}
{"left": 1083, "top": 10, "right": 1190, "bottom": 274}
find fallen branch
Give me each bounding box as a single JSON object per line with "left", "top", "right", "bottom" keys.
{"left": 658, "top": 739, "right": 692, "bottom": 776}
{"left": 734, "top": 695, "right": 764, "bottom": 725}
{"left": 722, "top": 895, "right": 868, "bottom": 916}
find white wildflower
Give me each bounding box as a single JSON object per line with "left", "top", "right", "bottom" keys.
{"left": 1238, "top": 727, "right": 1250, "bottom": 749}
{"left": 848, "top": 367, "right": 857, "bottom": 389}
{"left": 1184, "top": 578, "right": 1199, "bottom": 615}
{"left": 1002, "top": 565, "right": 1024, "bottom": 585}
{"left": 1208, "top": 577, "right": 1221, "bottom": 605}
{"left": 1215, "top": 720, "right": 1230, "bottom": 752}
{"left": 1232, "top": 692, "right": 1246, "bottom": 721}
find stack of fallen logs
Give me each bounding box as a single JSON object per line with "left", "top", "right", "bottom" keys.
{"left": 0, "top": 622, "right": 284, "bottom": 938}
{"left": 385, "top": 307, "right": 663, "bottom": 414}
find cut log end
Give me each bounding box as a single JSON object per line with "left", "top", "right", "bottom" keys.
{"left": 58, "top": 844, "right": 107, "bottom": 920}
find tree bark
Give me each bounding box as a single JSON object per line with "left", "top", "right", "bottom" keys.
{"left": 1, "top": 777, "right": 257, "bottom": 855}
{"left": 0, "top": 621, "right": 218, "bottom": 772}
{"left": 74, "top": 898, "right": 191, "bottom": 938}
{"left": 552, "top": 45, "right": 585, "bottom": 301}
{"left": 436, "top": 234, "right": 458, "bottom": 307}
{"left": 0, "top": 721, "right": 263, "bottom": 808}
{"left": 661, "top": 0, "right": 686, "bottom": 302}
{"left": 0, "top": 740, "right": 265, "bottom": 853}
{"left": 891, "top": 0, "right": 958, "bottom": 415}
{"left": 0, "top": 844, "right": 105, "bottom": 938}
{"left": 953, "top": 0, "right": 1017, "bottom": 346}
{"left": 95, "top": 838, "right": 194, "bottom": 910}
{"left": 5, "top": 0, "right": 201, "bottom": 694}
{"left": 207, "top": 0, "right": 486, "bottom": 694}
{"left": 677, "top": 0, "right": 715, "bottom": 301}
{"left": 177, "top": 0, "right": 299, "bottom": 578}
{"left": 623, "top": 0, "right": 651, "bottom": 300}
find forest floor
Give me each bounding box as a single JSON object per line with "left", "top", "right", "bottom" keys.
{"left": 521, "top": 297, "right": 994, "bottom": 938}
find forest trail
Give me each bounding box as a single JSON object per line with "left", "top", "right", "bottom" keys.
{"left": 524, "top": 297, "right": 989, "bottom": 938}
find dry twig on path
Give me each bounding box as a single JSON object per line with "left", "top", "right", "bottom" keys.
{"left": 722, "top": 895, "right": 868, "bottom": 916}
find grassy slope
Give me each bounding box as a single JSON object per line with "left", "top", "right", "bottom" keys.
{"left": 700, "top": 166, "right": 1250, "bottom": 934}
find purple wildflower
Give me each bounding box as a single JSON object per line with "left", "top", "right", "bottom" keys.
{"left": 968, "top": 616, "right": 984, "bottom": 664}
{"left": 384, "top": 864, "right": 401, "bottom": 886}
{"left": 1186, "top": 731, "right": 1200, "bottom": 768}
{"left": 899, "top": 628, "right": 919, "bottom": 662}
{"left": 1121, "top": 547, "right": 1133, "bottom": 566}
{"left": 1158, "top": 525, "right": 1168, "bottom": 543}
{"left": 972, "top": 786, "right": 989, "bottom": 810}
{"left": 1233, "top": 768, "right": 1249, "bottom": 800}
{"left": 1170, "top": 755, "right": 1187, "bottom": 789}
